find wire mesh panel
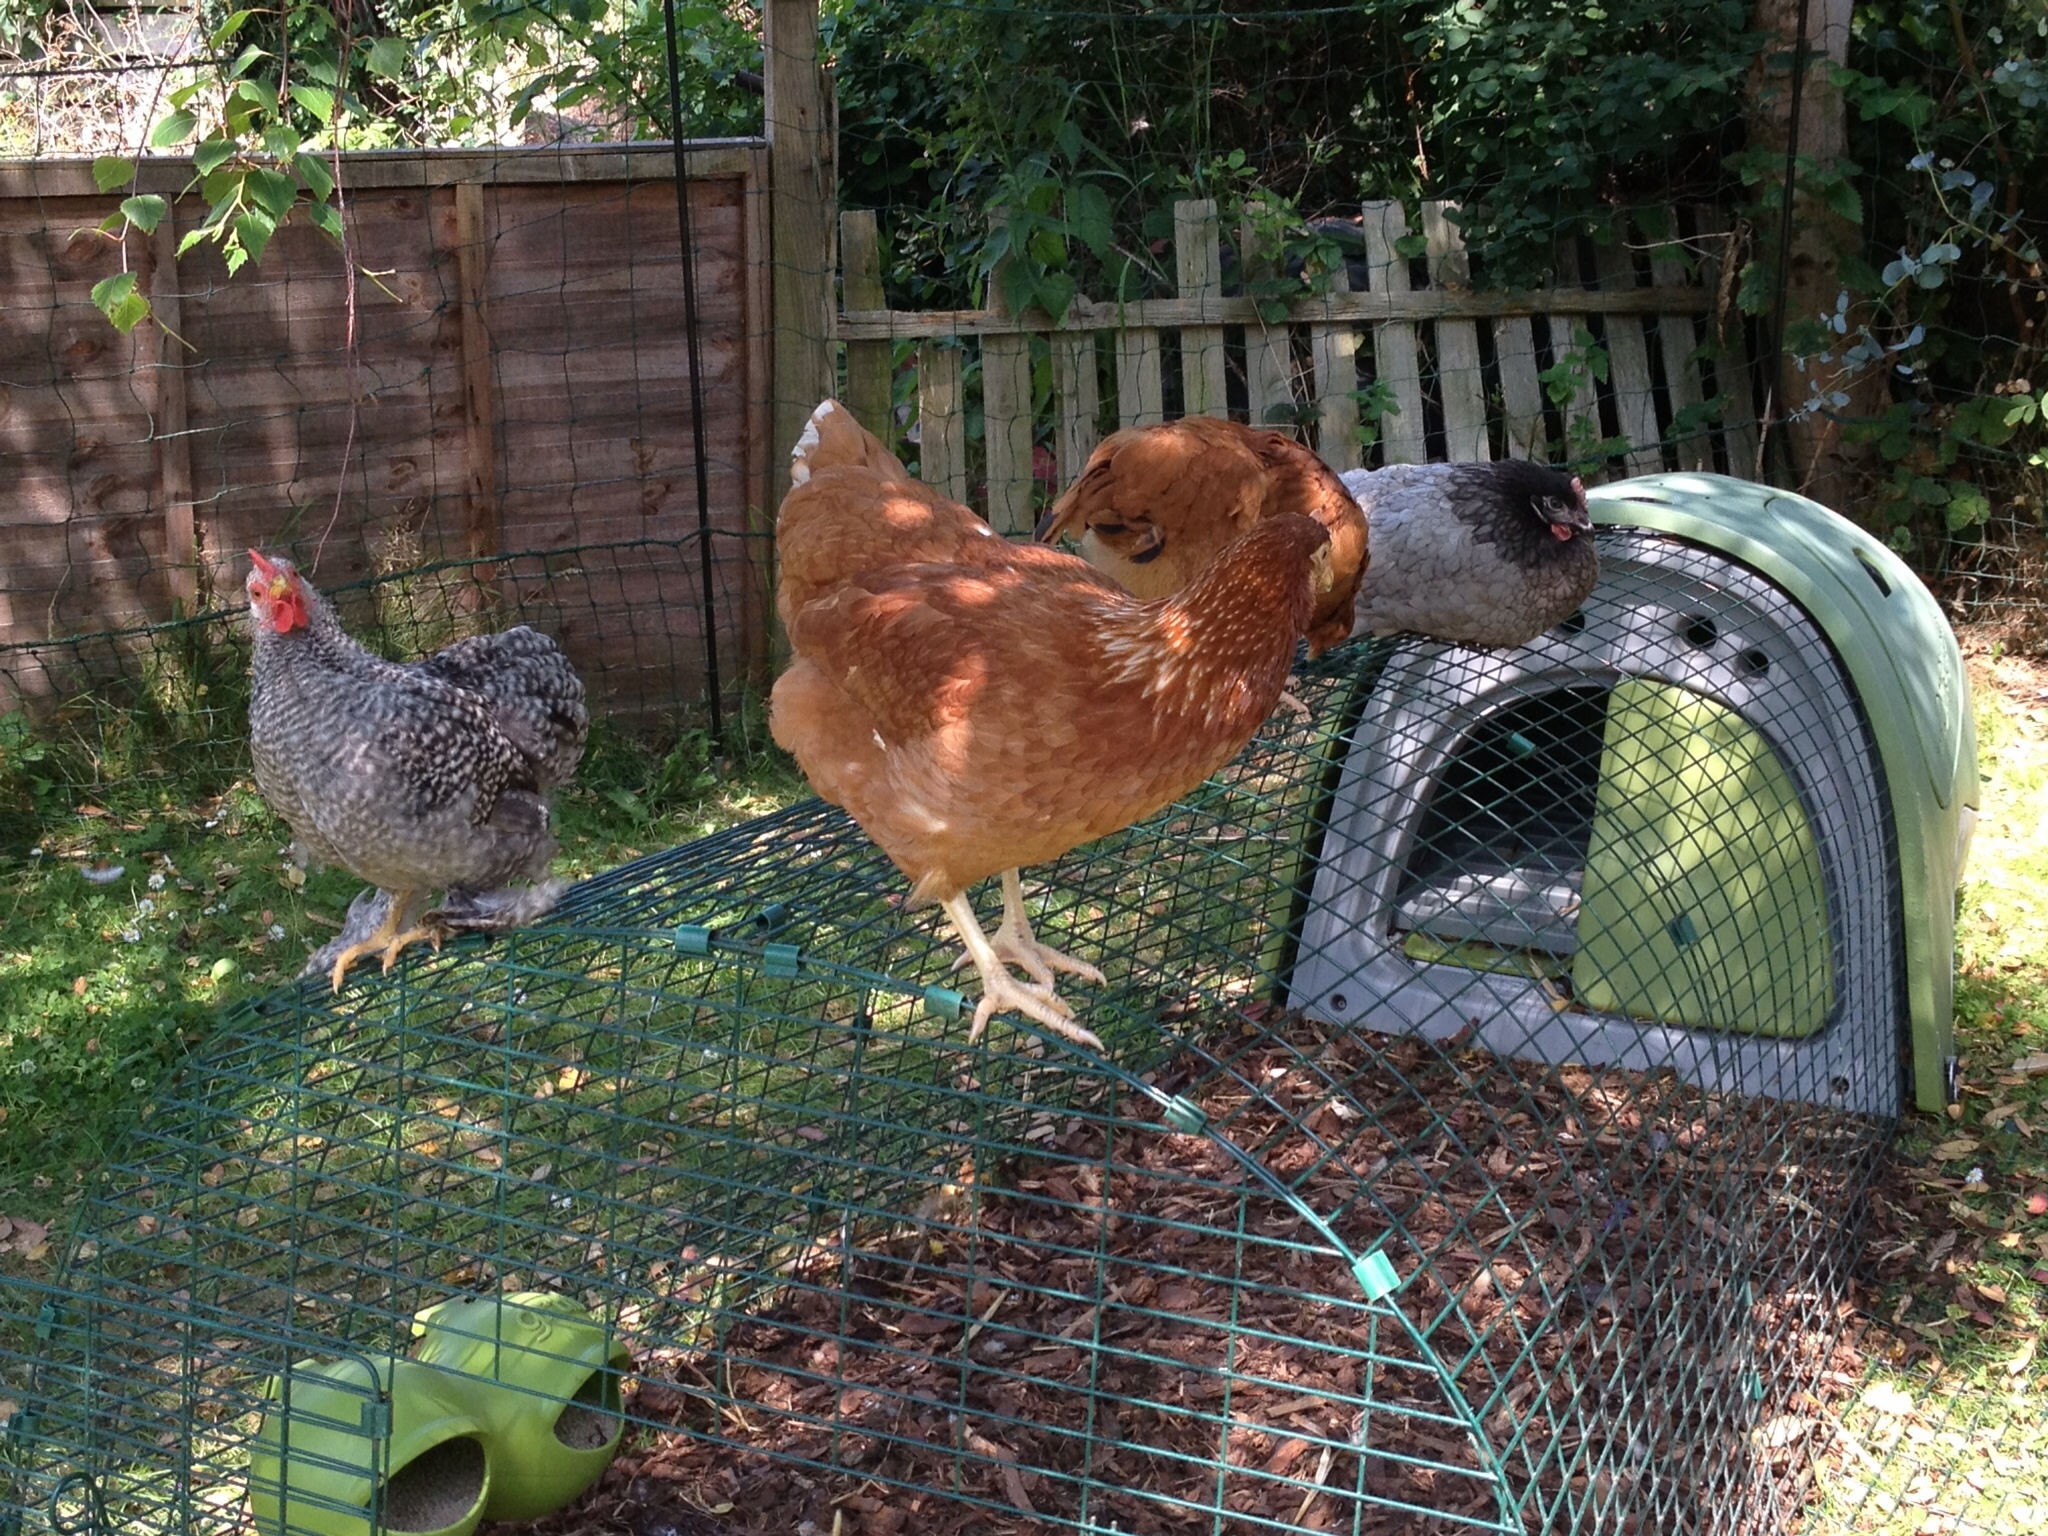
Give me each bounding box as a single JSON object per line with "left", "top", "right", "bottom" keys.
{"left": 0, "top": 584, "right": 1897, "bottom": 1535}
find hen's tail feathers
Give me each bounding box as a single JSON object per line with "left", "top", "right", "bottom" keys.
{"left": 789, "top": 399, "right": 909, "bottom": 486}
{"left": 431, "top": 877, "right": 571, "bottom": 933}
{"left": 418, "top": 627, "right": 589, "bottom": 787}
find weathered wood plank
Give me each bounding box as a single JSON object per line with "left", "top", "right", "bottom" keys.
{"left": 0, "top": 144, "right": 762, "bottom": 200}
{"left": 1051, "top": 332, "right": 1099, "bottom": 490}
{"left": 1695, "top": 207, "right": 1759, "bottom": 478}
{"left": 834, "top": 284, "right": 1715, "bottom": 340}
{"left": 1494, "top": 315, "right": 1547, "bottom": 460}
{"left": 453, "top": 181, "right": 500, "bottom": 562}
{"left": 742, "top": 143, "right": 775, "bottom": 682}
{"left": 917, "top": 342, "right": 967, "bottom": 501}
{"left": 1546, "top": 238, "right": 1601, "bottom": 460}
{"left": 1174, "top": 199, "right": 1228, "bottom": 419}
{"left": 1240, "top": 206, "right": 1296, "bottom": 428}
{"left": 1596, "top": 231, "right": 1664, "bottom": 476}
{"left": 838, "top": 209, "right": 894, "bottom": 449}
{"left": 1310, "top": 257, "right": 1361, "bottom": 472}
{"left": 1648, "top": 226, "right": 1712, "bottom": 473}
{"left": 766, "top": 0, "right": 835, "bottom": 496}
{"left": 145, "top": 215, "right": 197, "bottom": 612}
{"left": 1115, "top": 329, "right": 1164, "bottom": 428}
{"left": 982, "top": 334, "right": 1035, "bottom": 532}
{"left": 1362, "top": 200, "right": 1426, "bottom": 464}
{"left": 1423, "top": 201, "right": 1489, "bottom": 462}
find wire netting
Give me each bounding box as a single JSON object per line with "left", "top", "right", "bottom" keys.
{"left": 0, "top": 509, "right": 1946, "bottom": 1532}
{"left": 0, "top": 5, "right": 2038, "bottom": 1536}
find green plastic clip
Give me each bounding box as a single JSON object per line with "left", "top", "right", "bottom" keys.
{"left": 1352, "top": 1249, "right": 1402, "bottom": 1302}
{"left": 673, "top": 924, "right": 713, "bottom": 956}
{"left": 923, "top": 985, "right": 965, "bottom": 1021}
{"left": 763, "top": 943, "right": 801, "bottom": 978}
{"left": 1162, "top": 1096, "right": 1207, "bottom": 1134}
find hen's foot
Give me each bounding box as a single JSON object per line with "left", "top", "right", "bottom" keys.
{"left": 326, "top": 889, "right": 430, "bottom": 992}
{"left": 950, "top": 870, "right": 1105, "bottom": 989}
{"left": 941, "top": 889, "right": 1104, "bottom": 1053}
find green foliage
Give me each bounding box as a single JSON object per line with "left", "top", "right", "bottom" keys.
{"left": 1409, "top": 0, "right": 1759, "bottom": 284}
{"left": 1781, "top": 0, "right": 2048, "bottom": 557}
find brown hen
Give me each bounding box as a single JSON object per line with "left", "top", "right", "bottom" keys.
{"left": 1033, "top": 415, "right": 1369, "bottom": 656}
{"left": 770, "top": 401, "right": 1332, "bottom": 1050}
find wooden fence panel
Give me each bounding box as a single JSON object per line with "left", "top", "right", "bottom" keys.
{"left": 0, "top": 144, "right": 769, "bottom": 722}
{"left": 1361, "top": 200, "right": 1428, "bottom": 464}
{"left": 1423, "top": 202, "right": 1490, "bottom": 462}
{"left": 832, "top": 197, "right": 1760, "bottom": 537}
{"left": 1175, "top": 200, "right": 1229, "bottom": 420}
{"left": 1597, "top": 231, "right": 1665, "bottom": 478}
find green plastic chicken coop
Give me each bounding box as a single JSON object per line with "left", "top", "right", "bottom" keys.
{"left": 1293, "top": 472, "right": 1976, "bottom": 1117}
{"left": 0, "top": 475, "right": 1975, "bottom": 1536}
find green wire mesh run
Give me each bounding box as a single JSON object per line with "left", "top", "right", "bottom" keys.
{"left": 0, "top": 533, "right": 1900, "bottom": 1536}
{"left": 0, "top": 532, "right": 764, "bottom": 837}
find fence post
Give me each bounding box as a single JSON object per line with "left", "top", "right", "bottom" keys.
{"left": 839, "top": 209, "right": 894, "bottom": 451}
{"left": 766, "top": 0, "right": 834, "bottom": 505}
{"left": 145, "top": 218, "right": 197, "bottom": 614}
{"left": 452, "top": 181, "right": 500, "bottom": 568}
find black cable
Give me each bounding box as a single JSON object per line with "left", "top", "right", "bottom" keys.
{"left": 1765, "top": 0, "right": 1814, "bottom": 485}
{"left": 663, "top": 0, "right": 724, "bottom": 750}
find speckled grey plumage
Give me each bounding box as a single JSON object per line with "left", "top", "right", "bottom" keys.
{"left": 248, "top": 564, "right": 588, "bottom": 948}
{"left": 1341, "top": 461, "right": 1599, "bottom": 648}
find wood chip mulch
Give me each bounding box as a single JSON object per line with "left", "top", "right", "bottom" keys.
{"left": 493, "top": 1015, "right": 1890, "bottom": 1536}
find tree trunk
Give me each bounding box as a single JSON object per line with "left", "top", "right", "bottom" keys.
{"left": 1747, "top": 0, "right": 1880, "bottom": 513}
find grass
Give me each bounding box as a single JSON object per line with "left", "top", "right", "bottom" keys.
{"left": 1807, "top": 637, "right": 2048, "bottom": 1535}
{"left": 0, "top": 700, "right": 805, "bottom": 1277}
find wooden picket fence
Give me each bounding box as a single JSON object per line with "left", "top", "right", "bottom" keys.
{"left": 835, "top": 198, "right": 1758, "bottom": 533}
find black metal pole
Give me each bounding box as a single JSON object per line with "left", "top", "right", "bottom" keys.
{"left": 1764, "top": 0, "right": 1814, "bottom": 484}
{"left": 664, "top": 0, "right": 725, "bottom": 749}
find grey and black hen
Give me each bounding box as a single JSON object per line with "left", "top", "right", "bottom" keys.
{"left": 1340, "top": 460, "right": 1598, "bottom": 648}
{"left": 244, "top": 551, "right": 588, "bottom": 991}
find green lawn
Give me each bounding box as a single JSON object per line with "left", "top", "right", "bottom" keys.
{"left": 1808, "top": 639, "right": 2048, "bottom": 1536}
{"left": 0, "top": 707, "right": 804, "bottom": 1270}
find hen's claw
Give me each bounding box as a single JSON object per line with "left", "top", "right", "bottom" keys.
{"left": 941, "top": 887, "right": 1105, "bottom": 1053}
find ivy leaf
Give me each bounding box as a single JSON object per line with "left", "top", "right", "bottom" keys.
{"left": 194, "top": 138, "right": 237, "bottom": 177}
{"left": 289, "top": 84, "right": 336, "bottom": 127}
{"left": 91, "top": 156, "right": 136, "bottom": 193}
{"left": 365, "top": 36, "right": 408, "bottom": 80}
{"left": 233, "top": 208, "right": 277, "bottom": 267}
{"left": 90, "top": 272, "right": 150, "bottom": 333}
{"left": 148, "top": 110, "right": 197, "bottom": 149}
{"left": 245, "top": 169, "right": 298, "bottom": 223}
{"left": 119, "top": 195, "right": 167, "bottom": 235}
{"left": 1819, "top": 178, "right": 1863, "bottom": 225}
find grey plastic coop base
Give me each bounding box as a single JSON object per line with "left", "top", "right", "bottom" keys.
{"left": 1289, "top": 528, "right": 1903, "bottom": 1118}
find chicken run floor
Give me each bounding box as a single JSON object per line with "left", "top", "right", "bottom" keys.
{"left": 5, "top": 641, "right": 1902, "bottom": 1536}
{"left": 499, "top": 1018, "right": 1881, "bottom": 1536}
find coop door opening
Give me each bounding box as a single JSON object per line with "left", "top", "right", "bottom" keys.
{"left": 1394, "top": 680, "right": 1835, "bottom": 1039}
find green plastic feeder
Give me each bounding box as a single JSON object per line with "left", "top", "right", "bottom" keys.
{"left": 248, "top": 1355, "right": 489, "bottom": 1536}
{"left": 407, "top": 1291, "right": 630, "bottom": 1523}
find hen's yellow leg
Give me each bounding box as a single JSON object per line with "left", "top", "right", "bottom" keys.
{"left": 989, "top": 869, "right": 1105, "bottom": 987}
{"left": 326, "top": 890, "right": 439, "bottom": 991}
{"left": 940, "top": 891, "right": 1104, "bottom": 1051}
{"left": 329, "top": 890, "right": 409, "bottom": 991}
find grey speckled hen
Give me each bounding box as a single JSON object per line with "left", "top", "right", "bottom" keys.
{"left": 244, "top": 551, "right": 588, "bottom": 991}
{"left": 1340, "top": 460, "right": 1599, "bottom": 648}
